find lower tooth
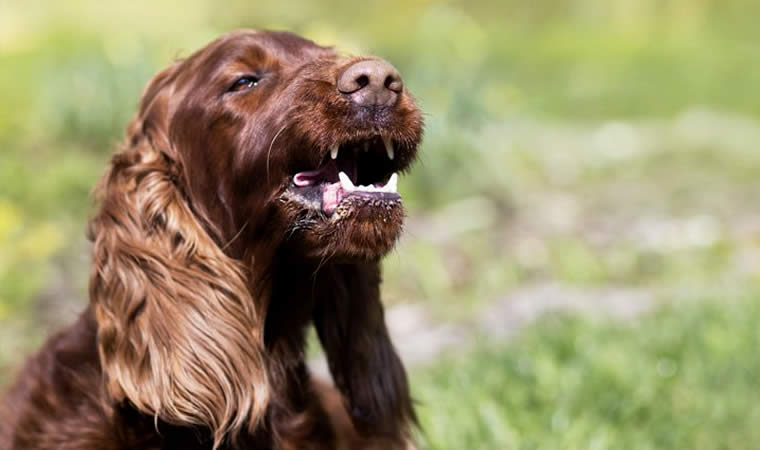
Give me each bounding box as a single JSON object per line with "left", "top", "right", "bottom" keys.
{"left": 338, "top": 171, "right": 355, "bottom": 191}
{"left": 384, "top": 173, "right": 398, "bottom": 192}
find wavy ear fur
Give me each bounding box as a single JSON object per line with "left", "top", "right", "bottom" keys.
{"left": 87, "top": 64, "right": 270, "bottom": 448}
{"left": 312, "top": 263, "right": 416, "bottom": 443}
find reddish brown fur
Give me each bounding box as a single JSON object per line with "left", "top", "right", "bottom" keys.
{"left": 0, "top": 30, "right": 423, "bottom": 449}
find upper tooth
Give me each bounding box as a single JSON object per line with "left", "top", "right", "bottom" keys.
{"left": 331, "top": 146, "right": 339, "bottom": 160}
{"left": 383, "top": 136, "right": 394, "bottom": 160}
{"left": 385, "top": 173, "right": 398, "bottom": 193}
{"left": 363, "top": 141, "right": 370, "bottom": 152}
{"left": 338, "top": 171, "right": 355, "bottom": 191}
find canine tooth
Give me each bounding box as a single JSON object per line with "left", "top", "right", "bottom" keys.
{"left": 363, "top": 141, "right": 370, "bottom": 152}
{"left": 385, "top": 173, "right": 398, "bottom": 193}
{"left": 383, "top": 136, "right": 394, "bottom": 160}
{"left": 331, "top": 146, "right": 339, "bottom": 160}
{"left": 338, "top": 171, "right": 355, "bottom": 191}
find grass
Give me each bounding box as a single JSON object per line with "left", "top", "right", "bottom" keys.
{"left": 413, "top": 295, "right": 760, "bottom": 450}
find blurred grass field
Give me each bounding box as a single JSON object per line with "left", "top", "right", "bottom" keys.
{"left": 2, "top": 0, "right": 760, "bottom": 448}
{"left": 414, "top": 295, "right": 760, "bottom": 450}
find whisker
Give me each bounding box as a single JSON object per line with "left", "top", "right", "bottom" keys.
{"left": 266, "top": 123, "right": 289, "bottom": 184}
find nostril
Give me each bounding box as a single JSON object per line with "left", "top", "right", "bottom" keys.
{"left": 355, "top": 74, "right": 370, "bottom": 89}
{"left": 384, "top": 74, "right": 402, "bottom": 92}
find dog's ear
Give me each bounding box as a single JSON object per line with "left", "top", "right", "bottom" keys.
{"left": 312, "top": 263, "right": 416, "bottom": 443}
{"left": 88, "top": 63, "right": 270, "bottom": 448}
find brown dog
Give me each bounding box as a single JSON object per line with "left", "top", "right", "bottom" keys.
{"left": 0, "top": 30, "right": 423, "bottom": 449}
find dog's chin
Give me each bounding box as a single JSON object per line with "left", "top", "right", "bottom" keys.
{"left": 324, "top": 192, "right": 405, "bottom": 261}
{"left": 280, "top": 187, "right": 405, "bottom": 262}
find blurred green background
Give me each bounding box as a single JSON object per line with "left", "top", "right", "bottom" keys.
{"left": 2, "top": 0, "right": 760, "bottom": 448}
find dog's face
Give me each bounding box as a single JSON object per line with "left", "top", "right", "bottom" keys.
{"left": 162, "top": 30, "right": 423, "bottom": 261}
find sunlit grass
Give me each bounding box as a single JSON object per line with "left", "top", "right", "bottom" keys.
{"left": 413, "top": 295, "right": 760, "bottom": 450}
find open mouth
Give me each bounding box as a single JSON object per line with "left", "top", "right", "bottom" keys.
{"left": 290, "top": 135, "right": 402, "bottom": 215}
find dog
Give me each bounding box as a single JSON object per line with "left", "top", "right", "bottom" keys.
{"left": 0, "top": 29, "right": 423, "bottom": 449}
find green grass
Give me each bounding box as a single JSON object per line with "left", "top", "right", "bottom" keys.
{"left": 413, "top": 296, "right": 760, "bottom": 450}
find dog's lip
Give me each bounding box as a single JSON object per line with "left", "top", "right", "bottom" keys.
{"left": 283, "top": 127, "right": 418, "bottom": 217}
{"left": 287, "top": 167, "right": 401, "bottom": 216}
{"left": 318, "top": 173, "right": 400, "bottom": 215}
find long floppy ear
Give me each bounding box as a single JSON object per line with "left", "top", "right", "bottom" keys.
{"left": 88, "top": 63, "right": 270, "bottom": 447}
{"left": 312, "top": 262, "right": 416, "bottom": 443}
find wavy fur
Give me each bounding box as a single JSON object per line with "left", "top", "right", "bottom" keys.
{"left": 89, "top": 67, "right": 270, "bottom": 445}
{"left": 1, "top": 30, "right": 423, "bottom": 450}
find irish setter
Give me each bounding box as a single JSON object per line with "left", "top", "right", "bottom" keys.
{"left": 0, "top": 30, "right": 423, "bottom": 449}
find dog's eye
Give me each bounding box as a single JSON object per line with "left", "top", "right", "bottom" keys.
{"left": 228, "top": 76, "right": 260, "bottom": 92}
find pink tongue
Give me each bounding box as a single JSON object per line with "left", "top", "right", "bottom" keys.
{"left": 293, "top": 169, "right": 323, "bottom": 187}
{"left": 293, "top": 162, "right": 344, "bottom": 214}
{"left": 293, "top": 161, "right": 338, "bottom": 187}
{"left": 322, "top": 182, "right": 342, "bottom": 214}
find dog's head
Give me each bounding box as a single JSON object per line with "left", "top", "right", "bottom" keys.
{"left": 145, "top": 30, "right": 422, "bottom": 261}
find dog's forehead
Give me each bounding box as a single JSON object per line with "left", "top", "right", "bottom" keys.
{"left": 171, "top": 30, "right": 337, "bottom": 91}
{"left": 203, "top": 30, "right": 335, "bottom": 66}
{"left": 253, "top": 30, "right": 333, "bottom": 56}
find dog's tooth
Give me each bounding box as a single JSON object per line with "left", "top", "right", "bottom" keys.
{"left": 385, "top": 173, "right": 398, "bottom": 193}
{"left": 363, "top": 141, "right": 370, "bottom": 152}
{"left": 331, "top": 145, "right": 339, "bottom": 160}
{"left": 338, "top": 171, "right": 355, "bottom": 191}
{"left": 383, "top": 136, "right": 394, "bottom": 160}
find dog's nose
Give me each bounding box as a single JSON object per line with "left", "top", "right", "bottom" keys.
{"left": 337, "top": 59, "right": 403, "bottom": 107}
